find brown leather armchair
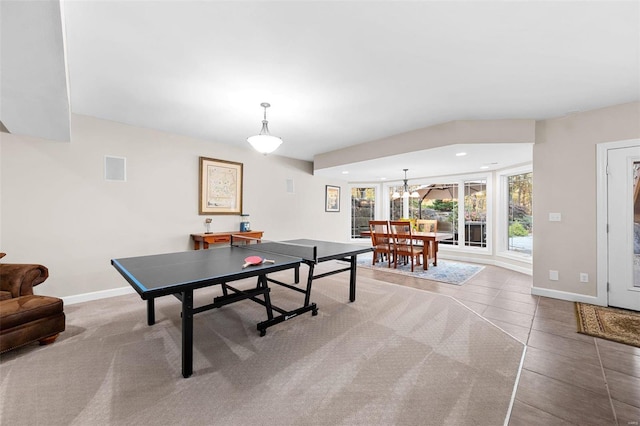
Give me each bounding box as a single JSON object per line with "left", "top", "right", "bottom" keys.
{"left": 0, "top": 253, "right": 65, "bottom": 353}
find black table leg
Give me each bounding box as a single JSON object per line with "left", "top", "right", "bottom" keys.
{"left": 303, "top": 263, "right": 315, "bottom": 306}
{"left": 147, "top": 298, "right": 155, "bottom": 325}
{"left": 259, "top": 275, "right": 274, "bottom": 321}
{"left": 349, "top": 256, "right": 357, "bottom": 302}
{"left": 181, "top": 289, "right": 194, "bottom": 378}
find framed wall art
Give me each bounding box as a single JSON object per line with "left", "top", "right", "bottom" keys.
{"left": 325, "top": 185, "right": 340, "bottom": 212}
{"left": 199, "top": 157, "right": 243, "bottom": 215}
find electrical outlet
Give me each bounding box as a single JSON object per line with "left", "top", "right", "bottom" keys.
{"left": 549, "top": 212, "right": 562, "bottom": 222}
{"left": 549, "top": 270, "right": 559, "bottom": 281}
{"left": 580, "top": 273, "right": 589, "bottom": 283}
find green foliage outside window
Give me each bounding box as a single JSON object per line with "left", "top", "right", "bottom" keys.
{"left": 509, "top": 221, "right": 529, "bottom": 237}
{"left": 431, "top": 200, "right": 456, "bottom": 211}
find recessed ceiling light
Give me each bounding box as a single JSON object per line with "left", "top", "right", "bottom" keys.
{"left": 480, "top": 165, "right": 490, "bottom": 169}
{"left": 342, "top": 171, "right": 349, "bottom": 174}
{"left": 456, "top": 152, "right": 467, "bottom": 157}
{"left": 380, "top": 177, "right": 387, "bottom": 180}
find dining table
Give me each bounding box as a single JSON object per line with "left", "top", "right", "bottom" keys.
{"left": 360, "top": 230, "right": 454, "bottom": 270}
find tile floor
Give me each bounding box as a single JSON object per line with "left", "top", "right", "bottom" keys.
{"left": 357, "top": 263, "right": 640, "bottom": 426}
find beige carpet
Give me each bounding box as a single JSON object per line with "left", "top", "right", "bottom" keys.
{"left": 575, "top": 302, "right": 640, "bottom": 348}
{"left": 0, "top": 263, "right": 525, "bottom": 425}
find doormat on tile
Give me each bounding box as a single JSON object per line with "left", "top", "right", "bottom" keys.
{"left": 356, "top": 252, "right": 484, "bottom": 285}
{"left": 575, "top": 302, "right": 640, "bottom": 348}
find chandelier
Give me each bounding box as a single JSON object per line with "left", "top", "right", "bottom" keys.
{"left": 247, "top": 102, "right": 283, "bottom": 154}
{"left": 392, "top": 169, "right": 419, "bottom": 199}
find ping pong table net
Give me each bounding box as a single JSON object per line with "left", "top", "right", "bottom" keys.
{"left": 230, "top": 235, "right": 318, "bottom": 263}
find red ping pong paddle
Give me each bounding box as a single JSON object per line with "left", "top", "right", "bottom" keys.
{"left": 242, "top": 256, "right": 275, "bottom": 268}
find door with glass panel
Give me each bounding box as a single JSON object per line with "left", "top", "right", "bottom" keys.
{"left": 608, "top": 145, "right": 640, "bottom": 311}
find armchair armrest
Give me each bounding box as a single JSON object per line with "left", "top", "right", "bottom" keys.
{"left": 0, "top": 263, "right": 49, "bottom": 298}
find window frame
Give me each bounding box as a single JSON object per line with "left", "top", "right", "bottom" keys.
{"left": 496, "top": 164, "right": 533, "bottom": 262}
{"left": 348, "top": 183, "right": 383, "bottom": 241}
{"left": 381, "top": 172, "right": 493, "bottom": 253}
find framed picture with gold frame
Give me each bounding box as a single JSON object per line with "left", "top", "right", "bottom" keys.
{"left": 199, "top": 157, "right": 243, "bottom": 215}
{"left": 325, "top": 185, "right": 340, "bottom": 212}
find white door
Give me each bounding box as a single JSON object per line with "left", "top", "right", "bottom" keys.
{"left": 608, "top": 145, "right": 640, "bottom": 310}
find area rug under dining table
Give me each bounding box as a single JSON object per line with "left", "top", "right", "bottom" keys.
{"left": 356, "top": 252, "right": 484, "bottom": 285}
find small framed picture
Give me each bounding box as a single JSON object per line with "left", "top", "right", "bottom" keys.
{"left": 199, "top": 157, "right": 243, "bottom": 215}
{"left": 325, "top": 185, "right": 340, "bottom": 212}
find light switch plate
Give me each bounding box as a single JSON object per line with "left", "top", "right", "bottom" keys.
{"left": 549, "top": 212, "right": 562, "bottom": 222}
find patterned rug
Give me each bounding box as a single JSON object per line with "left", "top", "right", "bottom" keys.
{"left": 575, "top": 302, "right": 640, "bottom": 348}
{"left": 357, "top": 252, "right": 484, "bottom": 285}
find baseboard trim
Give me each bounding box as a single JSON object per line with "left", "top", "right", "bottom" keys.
{"left": 62, "top": 261, "right": 536, "bottom": 306}
{"left": 440, "top": 255, "right": 532, "bottom": 276}
{"left": 62, "top": 286, "right": 136, "bottom": 305}
{"left": 494, "top": 261, "right": 532, "bottom": 276}
{"left": 531, "top": 286, "right": 604, "bottom": 306}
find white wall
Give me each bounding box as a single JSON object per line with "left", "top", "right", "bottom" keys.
{"left": 0, "top": 114, "right": 349, "bottom": 298}
{"left": 532, "top": 102, "right": 640, "bottom": 301}
{"left": 4, "top": 103, "right": 638, "bottom": 304}
{"left": 317, "top": 102, "right": 640, "bottom": 301}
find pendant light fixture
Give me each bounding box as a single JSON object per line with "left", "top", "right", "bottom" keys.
{"left": 247, "top": 102, "right": 282, "bottom": 154}
{"left": 392, "top": 169, "right": 420, "bottom": 199}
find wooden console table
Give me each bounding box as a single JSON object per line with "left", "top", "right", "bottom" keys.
{"left": 190, "top": 231, "right": 264, "bottom": 250}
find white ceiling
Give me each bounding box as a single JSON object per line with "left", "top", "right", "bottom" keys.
{"left": 313, "top": 143, "right": 533, "bottom": 183}
{"left": 2, "top": 1, "right": 639, "bottom": 181}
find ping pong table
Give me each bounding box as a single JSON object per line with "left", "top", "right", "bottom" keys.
{"left": 111, "top": 237, "right": 372, "bottom": 377}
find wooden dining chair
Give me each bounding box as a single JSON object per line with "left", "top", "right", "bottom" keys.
{"left": 415, "top": 219, "right": 437, "bottom": 262}
{"left": 389, "top": 220, "right": 424, "bottom": 272}
{"left": 369, "top": 220, "right": 393, "bottom": 267}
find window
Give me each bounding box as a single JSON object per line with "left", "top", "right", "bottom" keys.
{"left": 389, "top": 185, "right": 404, "bottom": 221}
{"left": 387, "top": 177, "right": 490, "bottom": 249}
{"left": 389, "top": 184, "right": 421, "bottom": 220}
{"left": 507, "top": 172, "right": 532, "bottom": 255}
{"left": 463, "top": 180, "right": 487, "bottom": 247}
{"left": 351, "top": 187, "right": 376, "bottom": 239}
{"left": 417, "top": 183, "right": 458, "bottom": 244}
